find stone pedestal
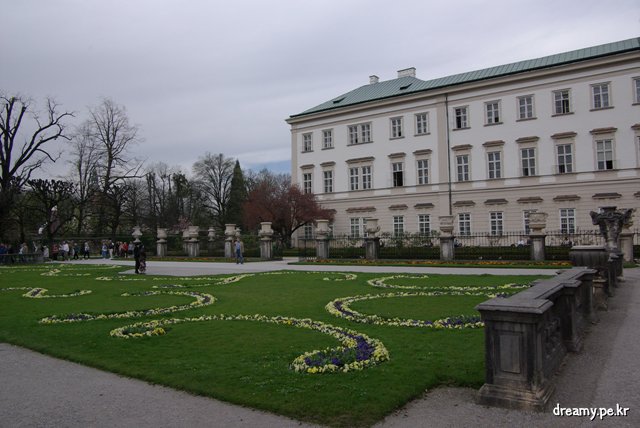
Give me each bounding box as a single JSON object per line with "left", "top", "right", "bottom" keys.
{"left": 315, "top": 219, "right": 330, "bottom": 260}
{"left": 207, "top": 227, "right": 216, "bottom": 256}
{"left": 259, "top": 222, "right": 274, "bottom": 260}
{"left": 364, "top": 218, "right": 380, "bottom": 260}
{"left": 438, "top": 216, "right": 454, "bottom": 261}
{"left": 528, "top": 212, "right": 547, "bottom": 261}
{"left": 620, "top": 232, "right": 634, "bottom": 262}
{"left": 156, "top": 228, "right": 168, "bottom": 257}
{"left": 224, "top": 224, "right": 236, "bottom": 258}
{"left": 186, "top": 226, "right": 200, "bottom": 257}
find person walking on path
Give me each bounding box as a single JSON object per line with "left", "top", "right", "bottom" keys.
{"left": 133, "top": 243, "right": 141, "bottom": 274}
{"left": 234, "top": 237, "right": 244, "bottom": 264}
{"left": 138, "top": 244, "right": 147, "bottom": 274}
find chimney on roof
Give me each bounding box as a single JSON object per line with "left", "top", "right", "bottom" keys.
{"left": 397, "top": 67, "right": 416, "bottom": 78}
{"left": 369, "top": 75, "right": 379, "bottom": 84}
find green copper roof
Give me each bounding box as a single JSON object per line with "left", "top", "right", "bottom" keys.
{"left": 290, "top": 37, "right": 640, "bottom": 119}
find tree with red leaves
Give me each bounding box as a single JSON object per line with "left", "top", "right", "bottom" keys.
{"left": 243, "top": 171, "right": 332, "bottom": 246}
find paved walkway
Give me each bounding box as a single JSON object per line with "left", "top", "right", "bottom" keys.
{"left": 1, "top": 260, "right": 638, "bottom": 427}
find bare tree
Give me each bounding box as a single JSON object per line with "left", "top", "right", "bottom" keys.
{"left": 68, "top": 122, "right": 101, "bottom": 235}
{"left": 82, "top": 98, "right": 143, "bottom": 235}
{"left": 0, "top": 93, "right": 73, "bottom": 239}
{"left": 192, "top": 152, "right": 234, "bottom": 230}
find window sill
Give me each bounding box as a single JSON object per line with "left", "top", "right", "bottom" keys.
{"left": 301, "top": 150, "right": 314, "bottom": 153}
{"left": 484, "top": 122, "right": 503, "bottom": 127}
{"left": 414, "top": 132, "right": 431, "bottom": 137}
{"left": 321, "top": 146, "right": 334, "bottom": 150}
{"left": 390, "top": 136, "right": 405, "bottom": 140}
{"left": 589, "top": 106, "right": 614, "bottom": 112}
{"left": 452, "top": 127, "right": 471, "bottom": 131}
{"left": 516, "top": 117, "right": 537, "bottom": 122}
{"left": 347, "top": 141, "right": 374, "bottom": 147}
{"left": 551, "top": 112, "right": 574, "bottom": 117}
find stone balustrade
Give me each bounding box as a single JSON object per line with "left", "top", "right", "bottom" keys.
{"left": 476, "top": 267, "right": 597, "bottom": 411}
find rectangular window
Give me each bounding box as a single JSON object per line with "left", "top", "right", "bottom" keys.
{"left": 485, "top": 101, "right": 501, "bottom": 124}
{"left": 518, "top": 95, "right": 534, "bottom": 119}
{"left": 490, "top": 212, "right": 503, "bottom": 236}
{"left": 391, "top": 117, "right": 403, "bottom": 138}
{"left": 348, "top": 126, "right": 359, "bottom": 145}
{"left": 392, "top": 162, "right": 404, "bottom": 187}
{"left": 361, "top": 123, "right": 371, "bottom": 143}
{"left": 302, "top": 173, "right": 312, "bottom": 194}
{"left": 350, "top": 218, "right": 362, "bottom": 237}
{"left": 393, "top": 216, "right": 404, "bottom": 237}
{"left": 553, "top": 89, "right": 571, "bottom": 114}
{"left": 361, "top": 166, "right": 372, "bottom": 190}
{"left": 596, "top": 139, "right": 614, "bottom": 170}
{"left": 557, "top": 144, "right": 573, "bottom": 173}
{"left": 302, "top": 133, "right": 312, "bottom": 152}
{"left": 454, "top": 107, "right": 468, "bottom": 129}
{"left": 458, "top": 213, "right": 471, "bottom": 236}
{"left": 418, "top": 214, "right": 431, "bottom": 236}
{"left": 456, "top": 154, "right": 470, "bottom": 182}
{"left": 415, "top": 113, "right": 429, "bottom": 135}
{"left": 521, "top": 148, "right": 536, "bottom": 176}
{"left": 523, "top": 210, "right": 537, "bottom": 234}
{"left": 322, "top": 130, "right": 333, "bottom": 149}
{"left": 349, "top": 167, "right": 359, "bottom": 191}
{"left": 303, "top": 224, "right": 314, "bottom": 239}
{"left": 417, "top": 159, "right": 429, "bottom": 185}
{"left": 560, "top": 208, "right": 576, "bottom": 234}
{"left": 634, "top": 78, "right": 640, "bottom": 103}
{"left": 323, "top": 170, "right": 333, "bottom": 193}
{"left": 592, "top": 83, "right": 610, "bottom": 109}
{"left": 348, "top": 123, "right": 371, "bottom": 145}
{"left": 487, "top": 151, "right": 501, "bottom": 179}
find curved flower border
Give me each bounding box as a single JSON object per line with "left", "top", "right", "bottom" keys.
{"left": 367, "top": 275, "right": 529, "bottom": 292}
{"left": 39, "top": 290, "right": 215, "bottom": 324}
{"left": 109, "top": 314, "right": 389, "bottom": 374}
{"left": 1, "top": 287, "right": 92, "bottom": 299}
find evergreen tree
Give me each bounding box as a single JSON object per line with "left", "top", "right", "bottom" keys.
{"left": 227, "top": 160, "right": 247, "bottom": 229}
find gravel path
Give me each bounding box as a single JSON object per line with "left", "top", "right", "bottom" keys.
{"left": 1, "top": 261, "right": 638, "bottom": 427}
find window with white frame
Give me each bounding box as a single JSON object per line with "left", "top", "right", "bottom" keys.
{"left": 349, "top": 167, "right": 359, "bottom": 191}
{"left": 418, "top": 214, "right": 431, "bottom": 235}
{"left": 454, "top": 106, "right": 468, "bottom": 129}
{"left": 361, "top": 165, "right": 372, "bottom": 190}
{"left": 487, "top": 151, "right": 501, "bottom": 179}
{"left": 303, "top": 223, "right": 314, "bottom": 239}
{"left": 523, "top": 210, "right": 537, "bottom": 234}
{"left": 456, "top": 154, "right": 470, "bottom": 182}
{"left": 517, "top": 95, "right": 535, "bottom": 119}
{"left": 521, "top": 148, "right": 536, "bottom": 176}
{"left": 347, "top": 123, "right": 371, "bottom": 145}
{"left": 349, "top": 165, "right": 372, "bottom": 191}
{"left": 302, "top": 133, "right": 312, "bottom": 152}
{"left": 596, "top": 139, "right": 614, "bottom": 170}
{"left": 560, "top": 208, "right": 576, "bottom": 234}
{"left": 392, "top": 162, "right": 404, "bottom": 187}
{"left": 391, "top": 117, "right": 404, "bottom": 138}
{"left": 302, "top": 172, "right": 312, "bottom": 194}
{"left": 556, "top": 143, "right": 573, "bottom": 173}
{"left": 490, "top": 212, "right": 504, "bottom": 236}
{"left": 415, "top": 113, "right": 429, "bottom": 135}
{"left": 485, "top": 101, "right": 501, "bottom": 124}
{"left": 458, "top": 213, "right": 471, "bottom": 236}
{"left": 393, "top": 216, "right": 404, "bottom": 237}
{"left": 634, "top": 78, "right": 640, "bottom": 104}
{"left": 322, "top": 129, "right": 333, "bottom": 149}
{"left": 323, "top": 170, "right": 333, "bottom": 193}
{"left": 592, "top": 83, "right": 611, "bottom": 109}
{"left": 553, "top": 89, "right": 571, "bottom": 114}
{"left": 350, "top": 218, "right": 363, "bottom": 237}
{"left": 416, "top": 159, "right": 429, "bottom": 185}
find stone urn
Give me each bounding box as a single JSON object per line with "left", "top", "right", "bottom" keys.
{"left": 132, "top": 226, "right": 142, "bottom": 244}
{"left": 187, "top": 225, "right": 200, "bottom": 241}
{"left": 365, "top": 218, "right": 380, "bottom": 237}
{"left": 259, "top": 222, "right": 274, "bottom": 239}
{"left": 224, "top": 224, "right": 236, "bottom": 239}
{"left": 207, "top": 227, "right": 216, "bottom": 242}
{"left": 438, "top": 216, "right": 454, "bottom": 236}
{"left": 157, "top": 228, "right": 168, "bottom": 241}
{"left": 315, "top": 219, "right": 330, "bottom": 238}
{"left": 528, "top": 212, "right": 547, "bottom": 233}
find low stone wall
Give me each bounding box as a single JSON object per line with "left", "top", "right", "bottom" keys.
{"left": 475, "top": 267, "right": 597, "bottom": 411}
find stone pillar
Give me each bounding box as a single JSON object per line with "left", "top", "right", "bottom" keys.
{"left": 528, "top": 212, "right": 547, "bottom": 261}
{"left": 186, "top": 226, "right": 200, "bottom": 257}
{"left": 259, "top": 222, "right": 274, "bottom": 260}
{"left": 590, "top": 206, "right": 634, "bottom": 280}
{"left": 364, "top": 218, "right": 380, "bottom": 260}
{"left": 132, "top": 226, "right": 142, "bottom": 244}
{"left": 315, "top": 219, "right": 330, "bottom": 260}
{"left": 207, "top": 227, "right": 216, "bottom": 256}
{"left": 438, "top": 216, "right": 454, "bottom": 261}
{"left": 224, "top": 224, "right": 236, "bottom": 258}
{"left": 156, "top": 228, "right": 168, "bottom": 257}
{"left": 182, "top": 229, "right": 189, "bottom": 254}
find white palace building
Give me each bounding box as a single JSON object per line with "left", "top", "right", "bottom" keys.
{"left": 286, "top": 38, "right": 640, "bottom": 239}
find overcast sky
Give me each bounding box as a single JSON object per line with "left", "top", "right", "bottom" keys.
{"left": 2, "top": 0, "right": 639, "bottom": 178}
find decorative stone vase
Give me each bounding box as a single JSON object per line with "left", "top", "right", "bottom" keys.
{"left": 365, "top": 218, "right": 380, "bottom": 237}
{"left": 438, "top": 216, "right": 454, "bottom": 236}
{"left": 187, "top": 225, "right": 199, "bottom": 241}
{"left": 259, "top": 222, "right": 274, "bottom": 239}
{"left": 207, "top": 227, "right": 216, "bottom": 242}
{"left": 315, "top": 219, "right": 330, "bottom": 238}
{"left": 528, "top": 212, "right": 547, "bottom": 233}
{"left": 157, "top": 228, "right": 168, "bottom": 241}
{"left": 132, "top": 226, "right": 142, "bottom": 244}
{"left": 224, "top": 224, "right": 236, "bottom": 239}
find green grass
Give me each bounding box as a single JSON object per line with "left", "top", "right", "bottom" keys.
{"left": 0, "top": 264, "right": 547, "bottom": 427}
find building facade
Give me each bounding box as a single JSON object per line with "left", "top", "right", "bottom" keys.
{"left": 286, "top": 38, "right": 640, "bottom": 239}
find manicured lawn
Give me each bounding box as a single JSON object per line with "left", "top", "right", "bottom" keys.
{"left": 0, "top": 264, "right": 547, "bottom": 427}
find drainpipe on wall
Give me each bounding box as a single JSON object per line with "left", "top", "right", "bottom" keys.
{"left": 445, "top": 93, "right": 453, "bottom": 216}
